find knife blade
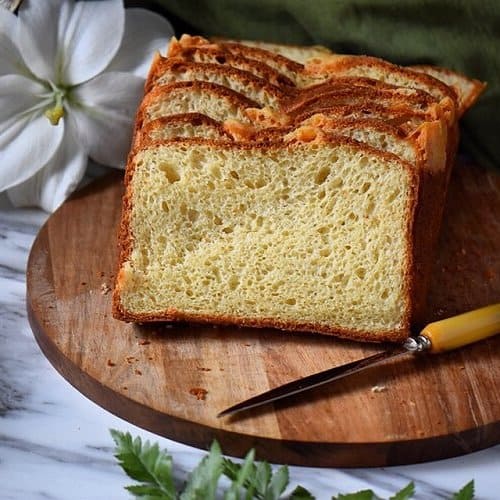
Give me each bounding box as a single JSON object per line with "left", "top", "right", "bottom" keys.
{"left": 217, "top": 303, "right": 500, "bottom": 418}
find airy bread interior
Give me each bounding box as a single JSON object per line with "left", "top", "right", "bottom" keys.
{"left": 117, "top": 140, "right": 416, "bottom": 339}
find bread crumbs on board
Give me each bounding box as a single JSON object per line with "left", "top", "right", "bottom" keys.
{"left": 189, "top": 387, "right": 208, "bottom": 400}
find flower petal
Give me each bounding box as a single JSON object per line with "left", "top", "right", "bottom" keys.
{"left": 7, "top": 125, "right": 87, "bottom": 212}
{"left": 0, "top": 6, "right": 16, "bottom": 36}
{"left": 0, "top": 7, "right": 31, "bottom": 77}
{"left": 16, "top": 0, "right": 73, "bottom": 82}
{"left": 68, "top": 71, "right": 143, "bottom": 167}
{"left": 106, "top": 8, "right": 174, "bottom": 77}
{"left": 0, "top": 74, "right": 49, "bottom": 133}
{"left": 0, "top": 115, "right": 64, "bottom": 191}
{"left": 0, "top": 78, "right": 64, "bottom": 191}
{"left": 17, "top": 0, "right": 124, "bottom": 85}
{"left": 60, "top": 0, "right": 125, "bottom": 85}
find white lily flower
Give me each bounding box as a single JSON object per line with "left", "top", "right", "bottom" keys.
{"left": 0, "top": 0, "right": 174, "bottom": 211}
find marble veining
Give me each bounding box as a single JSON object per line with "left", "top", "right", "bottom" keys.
{"left": 0, "top": 173, "right": 499, "bottom": 500}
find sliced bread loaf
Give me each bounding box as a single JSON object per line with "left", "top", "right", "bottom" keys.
{"left": 113, "top": 34, "right": 483, "bottom": 342}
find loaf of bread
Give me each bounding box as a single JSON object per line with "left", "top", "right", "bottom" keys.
{"left": 113, "top": 34, "right": 484, "bottom": 342}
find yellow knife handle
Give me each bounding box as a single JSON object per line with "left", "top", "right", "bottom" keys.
{"left": 421, "top": 303, "right": 500, "bottom": 353}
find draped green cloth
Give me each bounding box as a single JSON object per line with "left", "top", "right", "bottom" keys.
{"left": 153, "top": 0, "right": 500, "bottom": 170}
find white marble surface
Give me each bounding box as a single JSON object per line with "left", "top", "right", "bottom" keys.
{"left": 1, "top": 168, "right": 499, "bottom": 500}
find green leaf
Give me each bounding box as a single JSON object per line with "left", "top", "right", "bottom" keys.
{"left": 289, "top": 484, "right": 316, "bottom": 499}
{"left": 222, "top": 458, "right": 242, "bottom": 482}
{"left": 390, "top": 482, "right": 415, "bottom": 500}
{"left": 180, "top": 440, "right": 224, "bottom": 500}
{"left": 224, "top": 448, "right": 256, "bottom": 500}
{"left": 125, "top": 484, "right": 171, "bottom": 499}
{"left": 332, "top": 490, "right": 378, "bottom": 500}
{"left": 452, "top": 480, "right": 475, "bottom": 500}
{"left": 265, "top": 465, "right": 289, "bottom": 500}
{"left": 110, "top": 429, "right": 176, "bottom": 499}
{"left": 223, "top": 453, "right": 289, "bottom": 500}
{"left": 254, "top": 461, "right": 272, "bottom": 496}
{"left": 223, "top": 457, "right": 258, "bottom": 498}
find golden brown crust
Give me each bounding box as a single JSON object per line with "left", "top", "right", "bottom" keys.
{"left": 167, "top": 34, "right": 220, "bottom": 56}
{"left": 130, "top": 133, "right": 412, "bottom": 159}
{"left": 409, "top": 64, "right": 486, "bottom": 117}
{"left": 405, "top": 120, "right": 450, "bottom": 325}
{"left": 216, "top": 41, "right": 305, "bottom": 77}
{"left": 247, "top": 118, "right": 408, "bottom": 146}
{"left": 112, "top": 306, "right": 408, "bottom": 343}
{"left": 293, "top": 75, "right": 407, "bottom": 101}
{"left": 293, "top": 103, "right": 429, "bottom": 132}
{"left": 169, "top": 45, "right": 296, "bottom": 89}
{"left": 284, "top": 86, "right": 438, "bottom": 119}
{"left": 304, "top": 54, "right": 458, "bottom": 107}
{"left": 299, "top": 115, "right": 408, "bottom": 138}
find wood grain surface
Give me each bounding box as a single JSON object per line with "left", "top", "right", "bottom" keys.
{"left": 26, "top": 160, "right": 500, "bottom": 467}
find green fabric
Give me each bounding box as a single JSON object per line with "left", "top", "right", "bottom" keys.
{"left": 153, "top": 0, "right": 500, "bottom": 170}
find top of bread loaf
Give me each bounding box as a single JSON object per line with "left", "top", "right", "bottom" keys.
{"left": 113, "top": 33, "right": 484, "bottom": 342}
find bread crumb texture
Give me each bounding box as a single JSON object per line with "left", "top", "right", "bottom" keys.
{"left": 119, "top": 142, "right": 412, "bottom": 333}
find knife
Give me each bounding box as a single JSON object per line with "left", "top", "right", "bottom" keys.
{"left": 217, "top": 303, "right": 500, "bottom": 418}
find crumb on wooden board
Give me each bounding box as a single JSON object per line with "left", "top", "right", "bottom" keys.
{"left": 189, "top": 387, "right": 208, "bottom": 400}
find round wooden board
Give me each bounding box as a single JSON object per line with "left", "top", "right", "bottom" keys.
{"left": 27, "top": 161, "right": 500, "bottom": 467}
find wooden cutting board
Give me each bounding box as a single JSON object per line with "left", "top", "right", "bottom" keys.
{"left": 27, "top": 160, "right": 500, "bottom": 467}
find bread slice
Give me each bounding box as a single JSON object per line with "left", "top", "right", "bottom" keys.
{"left": 409, "top": 65, "right": 486, "bottom": 117}
{"left": 215, "top": 41, "right": 307, "bottom": 85}
{"left": 179, "top": 35, "right": 305, "bottom": 84}
{"left": 146, "top": 57, "right": 284, "bottom": 108}
{"left": 255, "top": 119, "right": 419, "bottom": 163}
{"left": 283, "top": 85, "right": 439, "bottom": 119}
{"left": 137, "top": 113, "right": 232, "bottom": 147}
{"left": 299, "top": 109, "right": 426, "bottom": 134}
{"left": 302, "top": 54, "right": 458, "bottom": 104}
{"left": 138, "top": 81, "right": 257, "bottom": 125}
{"left": 259, "top": 119, "right": 448, "bottom": 325}
{"left": 167, "top": 44, "right": 295, "bottom": 89}
{"left": 114, "top": 137, "right": 420, "bottom": 341}
{"left": 217, "top": 38, "right": 332, "bottom": 64}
